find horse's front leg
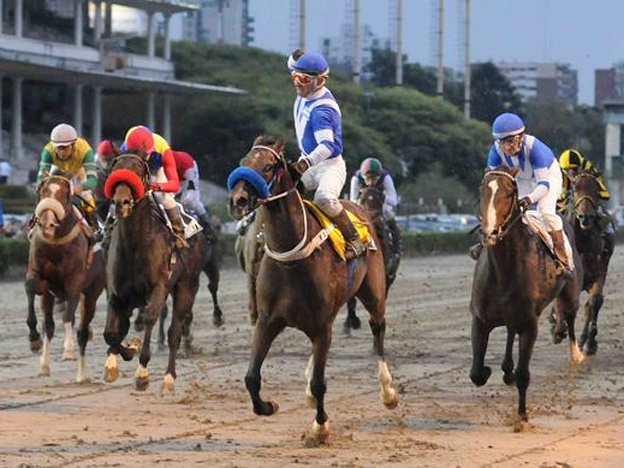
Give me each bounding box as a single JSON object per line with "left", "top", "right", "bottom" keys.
{"left": 245, "top": 315, "right": 285, "bottom": 416}
{"left": 60, "top": 296, "right": 80, "bottom": 361}
{"left": 207, "top": 267, "right": 224, "bottom": 327}
{"left": 76, "top": 288, "right": 99, "bottom": 383}
{"left": 583, "top": 284, "right": 604, "bottom": 356}
{"left": 469, "top": 315, "right": 492, "bottom": 387}
{"left": 502, "top": 328, "right": 516, "bottom": 385}
{"left": 25, "top": 277, "right": 42, "bottom": 352}
{"left": 103, "top": 296, "right": 134, "bottom": 383}
{"left": 305, "top": 328, "right": 332, "bottom": 446}
{"left": 134, "top": 286, "right": 168, "bottom": 391}
{"left": 38, "top": 292, "right": 55, "bottom": 376}
{"left": 343, "top": 297, "right": 361, "bottom": 334}
{"left": 553, "top": 296, "right": 584, "bottom": 364}
{"left": 515, "top": 319, "right": 538, "bottom": 423}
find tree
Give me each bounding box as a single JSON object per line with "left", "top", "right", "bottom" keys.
{"left": 469, "top": 62, "right": 523, "bottom": 124}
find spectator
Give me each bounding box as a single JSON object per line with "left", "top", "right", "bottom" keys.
{"left": 0, "top": 158, "right": 12, "bottom": 184}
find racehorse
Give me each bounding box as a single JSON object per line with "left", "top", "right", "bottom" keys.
{"left": 344, "top": 185, "right": 400, "bottom": 333}
{"left": 469, "top": 166, "right": 584, "bottom": 425}
{"left": 25, "top": 172, "right": 106, "bottom": 382}
{"left": 228, "top": 135, "right": 398, "bottom": 444}
{"left": 102, "top": 153, "right": 207, "bottom": 393}
{"left": 233, "top": 210, "right": 264, "bottom": 325}
{"left": 562, "top": 171, "right": 614, "bottom": 355}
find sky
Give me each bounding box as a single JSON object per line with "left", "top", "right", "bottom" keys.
{"left": 247, "top": 0, "right": 624, "bottom": 105}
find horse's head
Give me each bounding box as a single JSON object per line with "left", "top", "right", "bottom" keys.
{"left": 227, "top": 135, "right": 291, "bottom": 220}
{"left": 103, "top": 153, "right": 151, "bottom": 219}
{"left": 570, "top": 172, "right": 601, "bottom": 230}
{"left": 478, "top": 166, "right": 520, "bottom": 246}
{"left": 358, "top": 186, "right": 385, "bottom": 220}
{"left": 35, "top": 173, "right": 73, "bottom": 239}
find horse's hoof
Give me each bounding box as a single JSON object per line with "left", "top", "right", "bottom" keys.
{"left": 127, "top": 337, "right": 142, "bottom": 351}
{"left": 135, "top": 376, "right": 150, "bottom": 392}
{"left": 381, "top": 388, "right": 399, "bottom": 409}
{"left": 38, "top": 365, "right": 50, "bottom": 377}
{"left": 103, "top": 366, "right": 119, "bottom": 383}
{"left": 30, "top": 338, "right": 43, "bottom": 353}
{"left": 76, "top": 376, "right": 91, "bottom": 384}
{"left": 503, "top": 372, "right": 516, "bottom": 385}
{"left": 255, "top": 400, "right": 279, "bottom": 416}
{"left": 62, "top": 351, "right": 76, "bottom": 361}
{"left": 161, "top": 374, "right": 175, "bottom": 395}
{"left": 585, "top": 342, "right": 598, "bottom": 356}
{"left": 213, "top": 314, "right": 224, "bottom": 328}
{"left": 304, "top": 420, "right": 330, "bottom": 447}
{"left": 470, "top": 366, "right": 491, "bottom": 387}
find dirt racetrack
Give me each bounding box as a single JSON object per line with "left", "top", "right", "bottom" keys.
{"left": 0, "top": 250, "right": 623, "bottom": 467}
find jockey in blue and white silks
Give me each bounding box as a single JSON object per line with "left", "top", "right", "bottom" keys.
{"left": 287, "top": 50, "right": 366, "bottom": 259}
{"left": 482, "top": 112, "right": 569, "bottom": 271}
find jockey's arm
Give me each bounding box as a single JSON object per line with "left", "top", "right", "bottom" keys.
{"left": 80, "top": 148, "right": 98, "bottom": 191}
{"left": 302, "top": 108, "right": 339, "bottom": 166}
{"left": 150, "top": 149, "right": 180, "bottom": 193}
{"left": 383, "top": 175, "right": 398, "bottom": 208}
{"left": 349, "top": 175, "right": 361, "bottom": 202}
{"left": 36, "top": 146, "right": 54, "bottom": 184}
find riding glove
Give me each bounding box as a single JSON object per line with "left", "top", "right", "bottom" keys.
{"left": 518, "top": 196, "right": 532, "bottom": 212}
{"left": 290, "top": 158, "right": 311, "bottom": 177}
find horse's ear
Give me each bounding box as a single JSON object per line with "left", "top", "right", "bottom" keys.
{"left": 277, "top": 135, "right": 287, "bottom": 152}
{"left": 252, "top": 135, "right": 263, "bottom": 146}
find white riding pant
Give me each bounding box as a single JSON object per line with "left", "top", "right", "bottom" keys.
{"left": 300, "top": 156, "right": 346, "bottom": 217}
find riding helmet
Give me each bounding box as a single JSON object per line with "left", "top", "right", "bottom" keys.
{"left": 292, "top": 52, "right": 329, "bottom": 76}
{"left": 360, "top": 157, "right": 383, "bottom": 175}
{"left": 50, "top": 123, "right": 78, "bottom": 148}
{"left": 125, "top": 126, "right": 154, "bottom": 154}
{"left": 97, "top": 140, "right": 116, "bottom": 159}
{"left": 492, "top": 113, "right": 525, "bottom": 140}
{"left": 559, "top": 149, "right": 583, "bottom": 169}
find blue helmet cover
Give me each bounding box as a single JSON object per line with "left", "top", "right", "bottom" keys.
{"left": 492, "top": 113, "right": 525, "bottom": 139}
{"left": 293, "top": 52, "right": 329, "bottom": 75}
{"left": 227, "top": 166, "right": 270, "bottom": 198}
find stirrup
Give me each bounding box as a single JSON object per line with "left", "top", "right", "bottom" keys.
{"left": 468, "top": 243, "right": 483, "bottom": 261}
{"left": 345, "top": 239, "right": 366, "bottom": 260}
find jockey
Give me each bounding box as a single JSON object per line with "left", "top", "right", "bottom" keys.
{"left": 36, "top": 123, "right": 99, "bottom": 240}
{"left": 470, "top": 113, "right": 569, "bottom": 273}
{"left": 123, "top": 126, "right": 189, "bottom": 249}
{"left": 96, "top": 139, "right": 120, "bottom": 171}
{"left": 558, "top": 149, "right": 611, "bottom": 215}
{"left": 171, "top": 149, "right": 217, "bottom": 244}
{"left": 287, "top": 49, "right": 366, "bottom": 260}
{"left": 349, "top": 157, "right": 401, "bottom": 257}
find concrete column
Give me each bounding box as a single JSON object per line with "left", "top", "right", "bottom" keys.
{"left": 146, "top": 92, "right": 156, "bottom": 131}
{"left": 74, "top": 0, "right": 83, "bottom": 46}
{"left": 74, "top": 83, "right": 84, "bottom": 135}
{"left": 104, "top": 1, "right": 112, "bottom": 36}
{"left": 147, "top": 11, "right": 155, "bottom": 58}
{"left": 0, "top": 0, "right": 4, "bottom": 35}
{"left": 11, "top": 77, "right": 23, "bottom": 161}
{"left": 163, "top": 13, "right": 171, "bottom": 60}
{"left": 92, "top": 86, "right": 102, "bottom": 145}
{"left": 15, "top": 0, "right": 23, "bottom": 37}
{"left": 0, "top": 75, "right": 3, "bottom": 155}
{"left": 162, "top": 94, "right": 171, "bottom": 142}
{"left": 605, "top": 122, "right": 621, "bottom": 211}
{"left": 94, "top": 0, "right": 103, "bottom": 44}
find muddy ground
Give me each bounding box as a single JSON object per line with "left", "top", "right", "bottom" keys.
{"left": 0, "top": 251, "right": 623, "bottom": 467}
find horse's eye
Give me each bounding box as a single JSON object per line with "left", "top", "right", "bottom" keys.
{"left": 262, "top": 164, "right": 274, "bottom": 175}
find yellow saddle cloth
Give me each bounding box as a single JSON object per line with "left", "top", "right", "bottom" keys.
{"left": 303, "top": 200, "right": 371, "bottom": 261}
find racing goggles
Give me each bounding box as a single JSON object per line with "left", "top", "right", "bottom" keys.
{"left": 497, "top": 134, "right": 523, "bottom": 146}
{"left": 291, "top": 72, "right": 317, "bottom": 86}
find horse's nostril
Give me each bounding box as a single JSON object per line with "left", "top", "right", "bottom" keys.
{"left": 236, "top": 197, "right": 248, "bottom": 208}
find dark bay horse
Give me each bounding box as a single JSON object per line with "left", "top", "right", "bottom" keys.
{"left": 228, "top": 135, "right": 398, "bottom": 444}
{"left": 469, "top": 166, "right": 584, "bottom": 425}
{"left": 25, "top": 173, "right": 106, "bottom": 382}
{"left": 563, "top": 172, "right": 614, "bottom": 355}
{"left": 233, "top": 209, "right": 264, "bottom": 325}
{"left": 345, "top": 185, "right": 400, "bottom": 333}
{"left": 102, "top": 154, "right": 207, "bottom": 393}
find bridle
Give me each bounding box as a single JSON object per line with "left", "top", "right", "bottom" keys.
{"left": 479, "top": 170, "right": 523, "bottom": 245}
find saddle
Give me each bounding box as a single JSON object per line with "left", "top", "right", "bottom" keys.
{"left": 523, "top": 211, "right": 575, "bottom": 270}
{"left": 303, "top": 200, "right": 375, "bottom": 261}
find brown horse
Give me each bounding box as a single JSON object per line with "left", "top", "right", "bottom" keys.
{"left": 345, "top": 185, "right": 400, "bottom": 333}
{"left": 228, "top": 135, "right": 398, "bottom": 444}
{"left": 25, "top": 172, "right": 106, "bottom": 382}
{"left": 561, "top": 172, "right": 614, "bottom": 355}
{"left": 469, "top": 166, "right": 584, "bottom": 425}
{"left": 234, "top": 209, "right": 264, "bottom": 325}
{"left": 102, "top": 154, "right": 207, "bottom": 393}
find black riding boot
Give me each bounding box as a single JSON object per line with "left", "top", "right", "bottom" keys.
{"left": 330, "top": 209, "right": 366, "bottom": 260}
{"left": 551, "top": 229, "right": 571, "bottom": 276}
{"left": 386, "top": 217, "right": 402, "bottom": 257}
{"left": 198, "top": 212, "right": 217, "bottom": 244}
{"left": 166, "top": 207, "right": 189, "bottom": 249}
{"left": 468, "top": 242, "right": 483, "bottom": 261}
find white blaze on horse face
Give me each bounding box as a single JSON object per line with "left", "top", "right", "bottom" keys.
{"left": 482, "top": 179, "right": 500, "bottom": 235}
